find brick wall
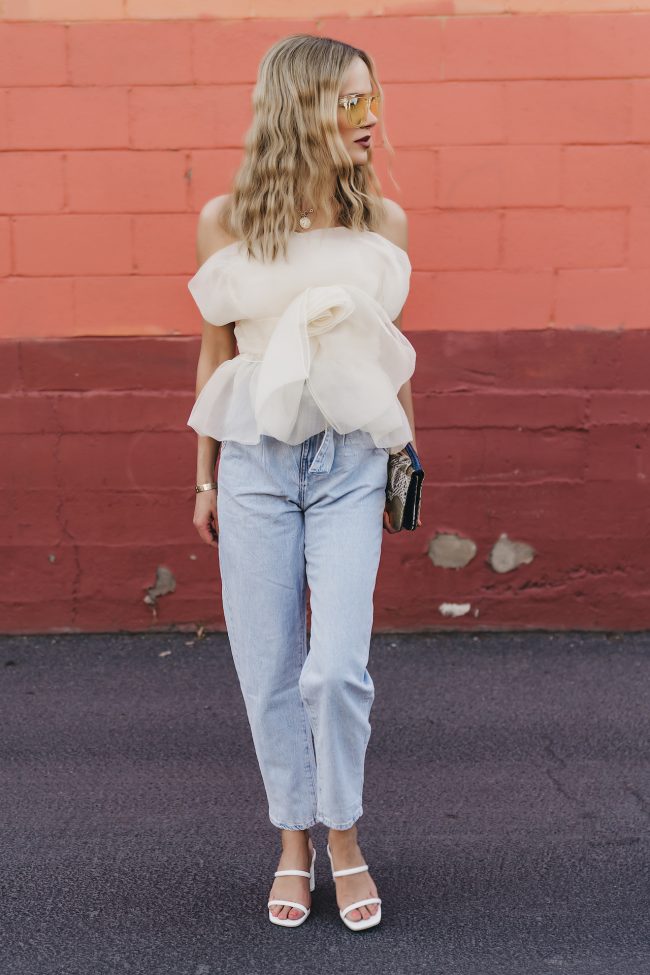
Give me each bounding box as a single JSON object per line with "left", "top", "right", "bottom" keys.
{"left": 2, "top": 4, "right": 649, "bottom": 632}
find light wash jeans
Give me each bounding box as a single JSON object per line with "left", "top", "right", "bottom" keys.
{"left": 216, "top": 424, "right": 389, "bottom": 831}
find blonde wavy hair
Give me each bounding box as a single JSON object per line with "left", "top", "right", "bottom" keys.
{"left": 217, "top": 33, "right": 399, "bottom": 263}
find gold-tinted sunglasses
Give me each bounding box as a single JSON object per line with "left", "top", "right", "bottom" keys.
{"left": 337, "top": 92, "right": 381, "bottom": 127}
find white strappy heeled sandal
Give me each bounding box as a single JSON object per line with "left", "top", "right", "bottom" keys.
{"left": 326, "top": 842, "right": 382, "bottom": 931}
{"left": 267, "top": 844, "right": 316, "bottom": 927}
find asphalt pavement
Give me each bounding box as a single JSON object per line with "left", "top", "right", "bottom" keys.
{"left": 1, "top": 630, "right": 649, "bottom": 975}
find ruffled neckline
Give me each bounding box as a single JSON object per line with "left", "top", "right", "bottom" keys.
{"left": 294, "top": 226, "right": 410, "bottom": 261}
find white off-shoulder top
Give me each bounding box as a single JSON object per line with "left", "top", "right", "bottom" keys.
{"left": 186, "top": 225, "right": 416, "bottom": 455}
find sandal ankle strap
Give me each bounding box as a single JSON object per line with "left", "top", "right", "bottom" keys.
{"left": 326, "top": 843, "right": 370, "bottom": 877}
{"left": 331, "top": 863, "right": 369, "bottom": 877}
{"left": 327, "top": 843, "right": 369, "bottom": 877}
{"left": 274, "top": 868, "right": 311, "bottom": 878}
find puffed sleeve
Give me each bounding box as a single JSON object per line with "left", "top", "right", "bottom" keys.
{"left": 187, "top": 250, "right": 239, "bottom": 327}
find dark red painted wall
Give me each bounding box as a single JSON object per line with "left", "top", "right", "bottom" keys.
{"left": 3, "top": 330, "right": 649, "bottom": 634}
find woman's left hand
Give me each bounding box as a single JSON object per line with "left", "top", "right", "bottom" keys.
{"left": 384, "top": 440, "right": 421, "bottom": 530}
{"left": 383, "top": 506, "right": 400, "bottom": 533}
{"left": 383, "top": 507, "right": 422, "bottom": 532}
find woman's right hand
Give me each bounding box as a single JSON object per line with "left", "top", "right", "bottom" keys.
{"left": 193, "top": 489, "right": 219, "bottom": 547}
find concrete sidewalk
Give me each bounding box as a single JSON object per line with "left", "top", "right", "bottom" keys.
{"left": 1, "top": 630, "right": 649, "bottom": 975}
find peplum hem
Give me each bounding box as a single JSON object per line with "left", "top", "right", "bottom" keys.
{"left": 187, "top": 355, "right": 414, "bottom": 453}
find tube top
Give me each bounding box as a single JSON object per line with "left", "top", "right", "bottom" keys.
{"left": 186, "top": 226, "right": 416, "bottom": 454}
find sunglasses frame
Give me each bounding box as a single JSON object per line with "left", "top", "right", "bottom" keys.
{"left": 337, "top": 92, "right": 381, "bottom": 128}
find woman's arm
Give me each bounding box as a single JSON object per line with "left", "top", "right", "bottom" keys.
{"left": 194, "top": 197, "right": 238, "bottom": 474}
{"left": 194, "top": 320, "right": 236, "bottom": 484}
{"left": 192, "top": 196, "right": 238, "bottom": 545}
{"left": 394, "top": 322, "right": 418, "bottom": 450}
{"left": 378, "top": 199, "right": 418, "bottom": 451}
{"left": 376, "top": 199, "right": 422, "bottom": 530}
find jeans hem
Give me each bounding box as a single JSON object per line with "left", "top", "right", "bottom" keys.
{"left": 270, "top": 814, "right": 319, "bottom": 830}
{"left": 315, "top": 806, "right": 363, "bottom": 830}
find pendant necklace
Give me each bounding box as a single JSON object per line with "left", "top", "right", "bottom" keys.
{"left": 299, "top": 207, "right": 315, "bottom": 230}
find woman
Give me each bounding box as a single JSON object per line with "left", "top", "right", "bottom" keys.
{"left": 188, "top": 34, "right": 419, "bottom": 931}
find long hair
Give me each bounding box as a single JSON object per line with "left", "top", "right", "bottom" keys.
{"left": 217, "top": 34, "right": 398, "bottom": 262}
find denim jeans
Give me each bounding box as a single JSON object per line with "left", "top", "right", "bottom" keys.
{"left": 216, "top": 424, "right": 389, "bottom": 831}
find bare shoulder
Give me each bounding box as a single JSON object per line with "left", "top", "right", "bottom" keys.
{"left": 373, "top": 198, "right": 409, "bottom": 253}
{"left": 195, "top": 193, "right": 238, "bottom": 266}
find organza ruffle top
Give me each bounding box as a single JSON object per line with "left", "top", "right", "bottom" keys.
{"left": 186, "top": 226, "right": 416, "bottom": 455}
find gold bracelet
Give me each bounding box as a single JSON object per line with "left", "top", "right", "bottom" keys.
{"left": 195, "top": 481, "right": 217, "bottom": 494}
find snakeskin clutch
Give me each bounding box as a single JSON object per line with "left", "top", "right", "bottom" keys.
{"left": 385, "top": 442, "right": 424, "bottom": 532}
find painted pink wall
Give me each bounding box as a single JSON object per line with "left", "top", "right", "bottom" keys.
{"left": 2, "top": 12, "right": 650, "bottom": 337}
